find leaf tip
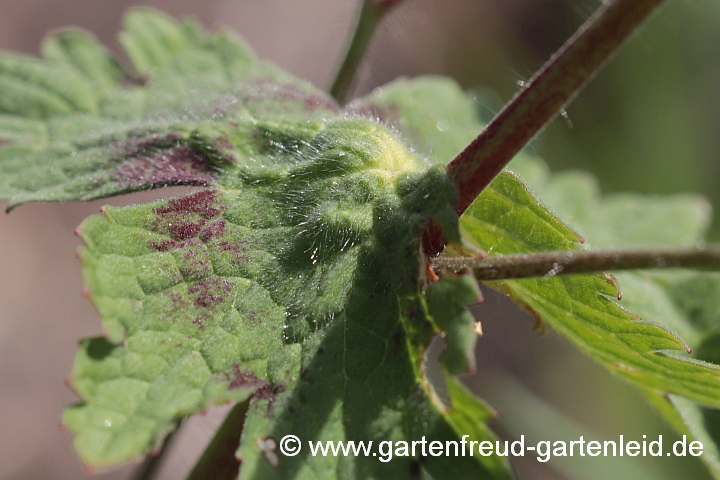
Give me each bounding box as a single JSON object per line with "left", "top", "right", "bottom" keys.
{"left": 473, "top": 321, "right": 483, "bottom": 337}
{"left": 426, "top": 264, "right": 440, "bottom": 283}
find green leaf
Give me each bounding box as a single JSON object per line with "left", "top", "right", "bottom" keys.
{"left": 492, "top": 114, "right": 720, "bottom": 477}
{"left": 459, "top": 173, "right": 720, "bottom": 405}
{"left": 506, "top": 156, "right": 711, "bottom": 345}
{"left": 365, "top": 76, "right": 720, "bottom": 454}
{"left": 425, "top": 274, "right": 482, "bottom": 375}
{"left": 495, "top": 139, "right": 720, "bottom": 480}
{"left": 506, "top": 156, "right": 720, "bottom": 480}
{"left": 67, "top": 157, "right": 504, "bottom": 476}
{"left": 665, "top": 325, "right": 720, "bottom": 479}
{"left": 0, "top": 11, "right": 508, "bottom": 477}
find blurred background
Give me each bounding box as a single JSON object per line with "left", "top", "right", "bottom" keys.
{"left": 1, "top": 0, "right": 719, "bottom": 479}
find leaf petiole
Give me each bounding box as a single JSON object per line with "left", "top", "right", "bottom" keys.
{"left": 329, "top": 0, "right": 405, "bottom": 103}
{"left": 432, "top": 247, "right": 720, "bottom": 281}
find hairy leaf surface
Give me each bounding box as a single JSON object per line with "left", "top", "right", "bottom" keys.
{"left": 0, "top": 10, "right": 507, "bottom": 478}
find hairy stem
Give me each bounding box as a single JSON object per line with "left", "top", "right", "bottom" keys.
{"left": 446, "top": 0, "right": 666, "bottom": 215}
{"left": 330, "top": 0, "right": 404, "bottom": 103}
{"left": 433, "top": 247, "right": 720, "bottom": 281}
{"left": 186, "top": 400, "right": 250, "bottom": 480}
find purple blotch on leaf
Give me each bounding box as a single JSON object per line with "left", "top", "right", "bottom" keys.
{"left": 188, "top": 277, "right": 233, "bottom": 309}
{"left": 115, "top": 134, "right": 216, "bottom": 189}
{"left": 152, "top": 190, "right": 223, "bottom": 240}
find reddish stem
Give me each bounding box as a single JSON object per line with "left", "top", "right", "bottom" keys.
{"left": 446, "top": 0, "right": 666, "bottom": 216}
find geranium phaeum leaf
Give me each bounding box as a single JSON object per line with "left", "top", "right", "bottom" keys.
{"left": 0, "top": 10, "right": 509, "bottom": 478}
